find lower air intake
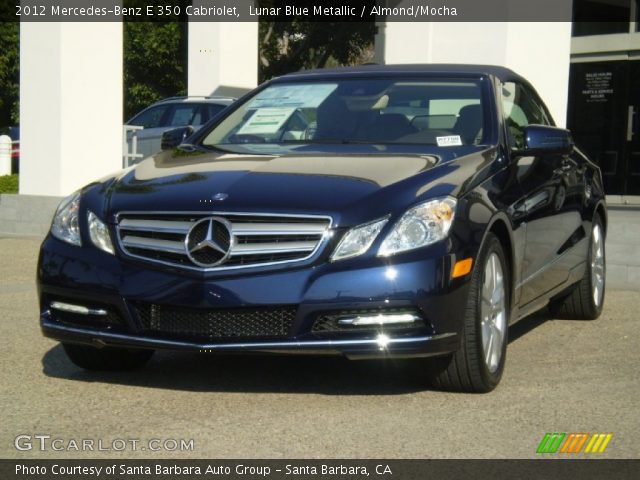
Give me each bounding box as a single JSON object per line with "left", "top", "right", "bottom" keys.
{"left": 135, "top": 303, "right": 297, "bottom": 341}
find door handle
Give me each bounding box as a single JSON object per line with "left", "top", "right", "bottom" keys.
{"left": 628, "top": 105, "right": 636, "bottom": 142}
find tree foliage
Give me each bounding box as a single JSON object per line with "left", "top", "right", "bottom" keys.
{"left": 0, "top": 19, "right": 190, "bottom": 125}
{"left": 0, "top": 4, "right": 375, "bottom": 126}
{"left": 123, "top": 22, "right": 188, "bottom": 120}
{"left": 122, "top": 15, "right": 374, "bottom": 118}
{"left": 121, "top": 0, "right": 190, "bottom": 120}
{"left": 259, "top": 20, "right": 375, "bottom": 83}
{"left": 0, "top": 21, "right": 20, "bottom": 126}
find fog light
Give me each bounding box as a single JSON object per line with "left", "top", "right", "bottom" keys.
{"left": 337, "top": 313, "right": 420, "bottom": 326}
{"left": 50, "top": 301, "right": 107, "bottom": 316}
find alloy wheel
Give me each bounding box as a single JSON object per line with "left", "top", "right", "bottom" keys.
{"left": 480, "top": 253, "right": 507, "bottom": 373}
{"left": 591, "top": 223, "right": 605, "bottom": 308}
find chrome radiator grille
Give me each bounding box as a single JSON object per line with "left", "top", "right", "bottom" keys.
{"left": 115, "top": 212, "right": 331, "bottom": 271}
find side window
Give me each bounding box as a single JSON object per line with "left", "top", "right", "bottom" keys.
{"left": 206, "top": 104, "right": 226, "bottom": 122}
{"left": 502, "top": 82, "right": 550, "bottom": 148}
{"left": 190, "top": 104, "right": 226, "bottom": 126}
{"left": 191, "top": 106, "right": 204, "bottom": 126}
{"left": 166, "top": 104, "right": 199, "bottom": 127}
{"left": 128, "top": 105, "right": 169, "bottom": 129}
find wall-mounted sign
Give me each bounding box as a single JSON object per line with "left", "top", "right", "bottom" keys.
{"left": 582, "top": 72, "right": 613, "bottom": 103}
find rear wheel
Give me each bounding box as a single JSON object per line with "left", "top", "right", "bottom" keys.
{"left": 62, "top": 343, "right": 154, "bottom": 371}
{"left": 428, "top": 233, "right": 509, "bottom": 393}
{"left": 549, "top": 214, "right": 605, "bottom": 320}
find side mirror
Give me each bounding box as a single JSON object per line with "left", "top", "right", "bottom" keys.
{"left": 516, "top": 125, "right": 574, "bottom": 157}
{"left": 161, "top": 126, "right": 195, "bottom": 151}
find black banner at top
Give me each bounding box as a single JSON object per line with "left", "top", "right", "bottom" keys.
{"left": 2, "top": 0, "right": 583, "bottom": 22}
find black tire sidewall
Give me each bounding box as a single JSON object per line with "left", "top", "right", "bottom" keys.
{"left": 472, "top": 234, "right": 510, "bottom": 389}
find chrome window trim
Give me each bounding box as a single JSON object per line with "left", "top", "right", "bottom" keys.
{"left": 114, "top": 211, "right": 334, "bottom": 273}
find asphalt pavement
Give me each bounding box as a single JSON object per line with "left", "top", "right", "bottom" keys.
{"left": 1, "top": 237, "right": 638, "bottom": 459}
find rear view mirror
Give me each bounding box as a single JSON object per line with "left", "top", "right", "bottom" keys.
{"left": 517, "top": 125, "right": 574, "bottom": 157}
{"left": 161, "top": 126, "right": 195, "bottom": 151}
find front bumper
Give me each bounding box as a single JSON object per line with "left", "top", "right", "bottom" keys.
{"left": 38, "top": 235, "right": 469, "bottom": 360}
{"left": 40, "top": 320, "right": 459, "bottom": 360}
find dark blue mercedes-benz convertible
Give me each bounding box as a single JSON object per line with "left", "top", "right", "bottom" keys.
{"left": 38, "top": 65, "right": 607, "bottom": 392}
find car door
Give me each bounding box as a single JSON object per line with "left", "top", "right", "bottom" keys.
{"left": 503, "top": 82, "right": 585, "bottom": 306}
{"left": 127, "top": 104, "right": 171, "bottom": 158}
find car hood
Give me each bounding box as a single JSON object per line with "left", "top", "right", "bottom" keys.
{"left": 102, "top": 147, "right": 494, "bottom": 225}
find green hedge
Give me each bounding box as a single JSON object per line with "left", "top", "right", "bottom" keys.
{"left": 0, "top": 174, "right": 18, "bottom": 193}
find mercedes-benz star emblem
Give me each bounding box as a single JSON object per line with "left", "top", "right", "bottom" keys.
{"left": 212, "top": 193, "right": 228, "bottom": 201}
{"left": 185, "top": 217, "right": 233, "bottom": 267}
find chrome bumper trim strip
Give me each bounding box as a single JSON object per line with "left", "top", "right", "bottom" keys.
{"left": 42, "top": 320, "right": 456, "bottom": 352}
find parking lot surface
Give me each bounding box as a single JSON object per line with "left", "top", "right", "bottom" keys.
{"left": 1, "top": 237, "right": 638, "bottom": 458}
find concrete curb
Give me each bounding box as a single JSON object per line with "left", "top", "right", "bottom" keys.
{"left": 0, "top": 193, "right": 61, "bottom": 239}
{"left": 605, "top": 206, "right": 640, "bottom": 291}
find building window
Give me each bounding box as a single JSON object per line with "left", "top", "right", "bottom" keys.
{"left": 572, "top": 0, "right": 633, "bottom": 36}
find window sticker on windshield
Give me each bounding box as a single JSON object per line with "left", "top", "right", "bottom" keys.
{"left": 436, "top": 135, "right": 463, "bottom": 147}
{"left": 237, "top": 107, "right": 296, "bottom": 135}
{"left": 249, "top": 84, "right": 338, "bottom": 109}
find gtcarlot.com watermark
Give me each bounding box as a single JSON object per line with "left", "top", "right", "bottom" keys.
{"left": 14, "top": 434, "right": 195, "bottom": 452}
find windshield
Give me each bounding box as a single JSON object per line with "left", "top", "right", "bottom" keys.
{"left": 202, "top": 77, "right": 487, "bottom": 155}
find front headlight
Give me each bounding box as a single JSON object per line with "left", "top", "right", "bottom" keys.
{"left": 87, "top": 211, "right": 115, "bottom": 254}
{"left": 51, "top": 192, "right": 81, "bottom": 246}
{"left": 378, "top": 197, "right": 456, "bottom": 257}
{"left": 330, "top": 218, "right": 388, "bottom": 262}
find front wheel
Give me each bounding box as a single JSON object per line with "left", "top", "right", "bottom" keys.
{"left": 62, "top": 343, "right": 154, "bottom": 371}
{"left": 427, "top": 233, "right": 510, "bottom": 393}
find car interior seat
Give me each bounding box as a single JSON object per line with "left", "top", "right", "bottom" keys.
{"left": 313, "top": 96, "right": 359, "bottom": 141}
{"left": 453, "top": 104, "right": 484, "bottom": 144}
{"left": 364, "top": 113, "right": 418, "bottom": 142}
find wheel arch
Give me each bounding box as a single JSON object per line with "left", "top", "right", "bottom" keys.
{"left": 594, "top": 200, "right": 607, "bottom": 237}
{"left": 480, "top": 214, "right": 516, "bottom": 312}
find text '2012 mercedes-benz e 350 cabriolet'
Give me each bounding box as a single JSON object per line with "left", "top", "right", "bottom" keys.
{"left": 38, "top": 65, "right": 607, "bottom": 392}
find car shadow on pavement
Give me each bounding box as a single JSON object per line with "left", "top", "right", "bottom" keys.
{"left": 41, "top": 344, "right": 433, "bottom": 395}
{"left": 508, "top": 308, "right": 552, "bottom": 344}
{"left": 41, "top": 310, "right": 554, "bottom": 395}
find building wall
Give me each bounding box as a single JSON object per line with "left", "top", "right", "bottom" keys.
{"left": 19, "top": 20, "right": 258, "bottom": 198}
{"left": 188, "top": 21, "right": 258, "bottom": 98}
{"left": 19, "top": 23, "right": 123, "bottom": 196}
{"left": 376, "top": 21, "right": 572, "bottom": 126}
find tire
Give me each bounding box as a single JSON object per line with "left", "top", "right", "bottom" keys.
{"left": 549, "top": 214, "right": 605, "bottom": 320}
{"left": 427, "top": 233, "right": 510, "bottom": 393}
{"left": 62, "top": 343, "right": 154, "bottom": 371}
